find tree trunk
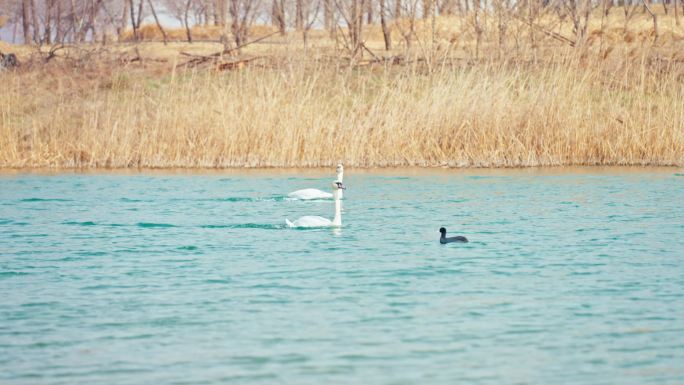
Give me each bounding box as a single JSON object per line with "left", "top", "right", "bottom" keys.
{"left": 184, "top": 0, "right": 193, "bottom": 43}
{"left": 147, "top": 0, "right": 168, "bottom": 44}
{"left": 212, "top": 0, "right": 220, "bottom": 25}
{"left": 118, "top": 0, "right": 129, "bottom": 38}
{"left": 21, "top": 0, "right": 31, "bottom": 44}
{"left": 272, "top": 0, "right": 285, "bottom": 34}
{"left": 675, "top": 0, "right": 680, "bottom": 26}
{"left": 86, "top": 0, "right": 104, "bottom": 43}
{"left": 380, "top": 0, "right": 392, "bottom": 49}
{"left": 641, "top": 0, "right": 658, "bottom": 42}
{"left": 349, "top": 0, "right": 362, "bottom": 55}
{"left": 220, "top": 0, "right": 227, "bottom": 25}
{"left": 44, "top": 0, "right": 52, "bottom": 44}
{"left": 357, "top": 0, "right": 364, "bottom": 51}
{"left": 295, "top": 0, "right": 303, "bottom": 29}
{"left": 324, "top": 0, "right": 333, "bottom": 31}
{"left": 423, "top": 0, "right": 432, "bottom": 18}
{"left": 367, "top": 0, "right": 373, "bottom": 23}
{"left": 230, "top": 0, "right": 244, "bottom": 47}
{"left": 135, "top": 0, "right": 143, "bottom": 29}
{"left": 55, "top": 0, "right": 63, "bottom": 43}
{"left": 495, "top": 0, "right": 506, "bottom": 49}
{"left": 129, "top": 0, "right": 138, "bottom": 41}
{"left": 30, "top": 0, "right": 40, "bottom": 43}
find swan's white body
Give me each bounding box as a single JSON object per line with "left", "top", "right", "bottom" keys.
{"left": 286, "top": 215, "right": 334, "bottom": 228}
{"left": 286, "top": 182, "right": 344, "bottom": 228}
{"left": 288, "top": 164, "right": 344, "bottom": 200}
{"left": 287, "top": 188, "right": 333, "bottom": 200}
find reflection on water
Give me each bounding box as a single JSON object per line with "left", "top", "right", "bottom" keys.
{"left": 1, "top": 167, "right": 683, "bottom": 385}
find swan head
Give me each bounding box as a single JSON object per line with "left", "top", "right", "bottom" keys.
{"left": 332, "top": 181, "right": 346, "bottom": 190}
{"left": 439, "top": 227, "right": 447, "bottom": 234}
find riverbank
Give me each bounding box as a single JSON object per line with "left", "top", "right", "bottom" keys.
{"left": 1, "top": 14, "right": 683, "bottom": 168}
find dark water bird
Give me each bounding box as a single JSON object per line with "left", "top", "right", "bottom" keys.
{"left": 439, "top": 227, "right": 468, "bottom": 244}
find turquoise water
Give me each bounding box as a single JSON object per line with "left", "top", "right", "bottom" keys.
{"left": 1, "top": 168, "right": 683, "bottom": 384}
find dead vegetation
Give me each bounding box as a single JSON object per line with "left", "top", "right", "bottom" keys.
{"left": 0, "top": 9, "right": 683, "bottom": 168}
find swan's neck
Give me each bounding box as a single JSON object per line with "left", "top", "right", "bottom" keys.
{"left": 332, "top": 194, "right": 342, "bottom": 227}
{"left": 336, "top": 171, "right": 344, "bottom": 199}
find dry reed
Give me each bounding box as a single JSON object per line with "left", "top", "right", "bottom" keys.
{"left": 1, "top": 14, "right": 683, "bottom": 168}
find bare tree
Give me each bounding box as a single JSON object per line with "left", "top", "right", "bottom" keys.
{"left": 21, "top": 0, "right": 30, "bottom": 42}
{"left": 229, "top": 0, "right": 261, "bottom": 47}
{"left": 392, "top": 0, "right": 419, "bottom": 52}
{"left": 128, "top": 0, "right": 144, "bottom": 41}
{"left": 147, "top": 0, "right": 168, "bottom": 43}
{"left": 379, "top": 0, "right": 392, "bottom": 49}
{"left": 295, "top": 0, "right": 303, "bottom": 29}
{"left": 324, "top": 0, "right": 333, "bottom": 31}
{"left": 301, "top": 0, "right": 321, "bottom": 47}
{"left": 271, "top": 0, "right": 285, "bottom": 34}
{"left": 675, "top": 0, "right": 680, "bottom": 26}
{"left": 183, "top": 0, "right": 192, "bottom": 41}
{"left": 640, "top": 0, "right": 658, "bottom": 43}
{"left": 562, "top": 0, "right": 593, "bottom": 42}
{"left": 333, "top": 0, "right": 365, "bottom": 56}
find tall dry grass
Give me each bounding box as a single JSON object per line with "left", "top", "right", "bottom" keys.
{"left": 1, "top": 12, "right": 683, "bottom": 168}
{"left": 2, "top": 54, "right": 682, "bottom": 167}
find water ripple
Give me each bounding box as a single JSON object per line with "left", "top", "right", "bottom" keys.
{"left": 0, "top": 169, "right": 682, "bottom": 385}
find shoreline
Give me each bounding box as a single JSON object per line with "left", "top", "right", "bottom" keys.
{"left": 1, "top": 165, "right": 682, "bottom": 177}
{"left": 3, "top": 28, "right": 683, "bottom": 171}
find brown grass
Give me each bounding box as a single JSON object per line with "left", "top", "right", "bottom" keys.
{"left": 1, "top": 12, "right": 683, "bottom": 168}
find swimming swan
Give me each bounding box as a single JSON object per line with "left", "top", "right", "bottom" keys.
{"left": 286, "top": 182, "right": 346, "bottom": 228}
{"left": 288, "top": 164, "right": 344, "bottom": 200}
{"left": 439, "top": 227, "right": 468, "bottom": 244}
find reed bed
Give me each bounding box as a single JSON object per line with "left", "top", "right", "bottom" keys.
{"left": 1, "top": 17, "right": 683, "bottom": 168}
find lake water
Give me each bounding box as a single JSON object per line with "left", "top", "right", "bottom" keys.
{"left": 1, "top": 168, "right": 683, "bottom": 385}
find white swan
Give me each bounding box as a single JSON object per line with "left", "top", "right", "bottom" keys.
{"left": 288, "top": 164, "right": 344, "bottom": 200}
{"left": 286, "top": 181, "right": 345, "bottom": 228}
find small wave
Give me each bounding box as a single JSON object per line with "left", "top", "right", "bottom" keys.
{"left": 10, "top": 233, "right": 48, "bottom": 238}
{"left": 0, "top": 271, "right": 30, "bottom": 278}
{"left": 20, "top": 198, "right": 72, "bottom": 202}
{"left": 248, "top": 283, "right": 304, "bottom": 290}
{"left": 214, "top": 197, "right": 255, "bottom": 202}
{"left": 120, "top": 197, "right": 147, "bottom": 203}
{"left": 136, "top": 222, "right": 176, "bottom": 228}
{"left": 81, "top": 284, "right": 150, "bottom": 291}
{"left": 171, "top": 196, "right": 288, "bottom": 203}
{"left": 177, "top": 245, "right": 198, "bottom": 251}
{"left": 74, "top": 251, "right": 107, "bottom": 257}
{"left": 63, "top": 221, "right": 97, "bottom": 226}
{"left": 200, "top": 223, "right": 283, "bottom": 230}
{"left": 20, "top": 301, "right": 59, "bottom": 307}
{"left": 374, "top": 176, "right": 410, "bottom": 180}
{"left": 675, "top": 173, "right": 683, "bottom": 177}
{"left": 216, "top": 196, "right": 288, "bottom": 202}
{"left": 205, "top": 278, "right": 231, "bottom": 284}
